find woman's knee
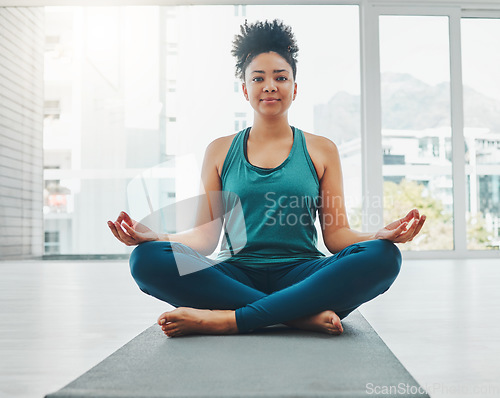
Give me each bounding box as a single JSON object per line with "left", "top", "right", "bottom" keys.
{"left": 374, "top": 239, "right": 402, "bottom": 279}
{"left": 129, "top": 240, "right": 175, "bottom": 284}
{"left": 361, "top": 239, "right": 402, "bottom": 280}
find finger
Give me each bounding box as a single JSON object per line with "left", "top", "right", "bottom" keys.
{"left": 394, "top": 221, "right": 420, "bottom": 243}
{"left": 113, "top": 224, "right": 132, "bottom": 245}
{"left": 410, "top": 214, "right": 426, "bottom": 239}
{"left": 108, "top": 221, "right": 125, "bottom": 243}
{"left": 397, "top": 215, "right": 424, "bottom": 243}
{"left": 405, "top": 214, "right": 423, "bottom": 236}
{"left": 388, "top": 222, "right": 408, "bottom": 240}
{"left": 121, "top": 221, "right": 139, "bottom": 239}
{"left": 404, "top": 208, "right": 418, "bottom": 223}
{"left": 406, "top": 216, "right": 420, "bottom": 233}
{"left": 388, "top": 219, "right": 404, "bottom": 230}
{"left": 393, "top": 228, "right": 414, "bottom": 243}
{"left": 121, "top": 211, "right": 134, "bottom": 226}
{"left": 115, "top": 212, "right": 125, "bottom": 223}
{"left": 117, "top": 212, "right": 135, "bottom": 231}
{"left": 114, "top": 221, "right": 135, "bottom": 245}
{"left": 391, "top": 210, "right": 414, "bottom": 229}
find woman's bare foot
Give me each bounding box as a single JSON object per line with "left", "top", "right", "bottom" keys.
{"left": 284, "top": 310, "right": 343, "bottom": 335}
{"left": 157, "top": 307, "right": 238, "bottom": 337}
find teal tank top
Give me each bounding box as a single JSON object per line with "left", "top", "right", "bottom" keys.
{"left": 215, "top": 126, "right": 325, "bottom": 267}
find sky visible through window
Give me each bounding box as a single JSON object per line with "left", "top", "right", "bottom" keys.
{"left": 42, "top": 5, "right": 362, "bottom": 255}
{"left": 40, "top": 6, "right": 499, "bottom": 254}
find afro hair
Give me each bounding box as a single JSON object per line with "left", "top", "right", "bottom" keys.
{"left": 231, "top": 19, "right": 299, "bottom": 81}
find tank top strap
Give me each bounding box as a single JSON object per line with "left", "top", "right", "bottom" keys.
{"left": 293, "top": 127, "right": 320, "bottom": 187}
{"left": 220, "top": 128, "right": 250, "bottom": 183}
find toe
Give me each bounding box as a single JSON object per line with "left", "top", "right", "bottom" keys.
{"left": 157, "top": 313, "right": 168, "bottom": 325}
{"left": 164, "top": 326, "right": 176, "bottom": 335}
{"left": 330, "top": 315, "right": 343, "bottom": 334}
{"left": 162, "top": 323, "right": 176, "bottom": 332}
{"left": 166, "top": 328, "right": 179, "bottom": 337}
{"left": 158, "top": 310, "right": 176, "bottom": 325}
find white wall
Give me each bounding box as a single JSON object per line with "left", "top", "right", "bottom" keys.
{"left": 0, "top": 7, "right": 45, "bottom": 259}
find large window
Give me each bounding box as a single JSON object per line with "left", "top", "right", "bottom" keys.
{"left": 41, "top": 5, "right": 361, "bottom": 255}
{"left": 379, "top": 15, "right": 453, "bottom": 251}
{"left": 1, "top": 2, "right": 498, "bottom": 259}
{"left": 461, "top": 18, "right": 500, "bottom": 251}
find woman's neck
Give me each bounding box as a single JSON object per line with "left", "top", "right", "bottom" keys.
{"left": 250, "top": 114, "right": 292, "bottom": 141}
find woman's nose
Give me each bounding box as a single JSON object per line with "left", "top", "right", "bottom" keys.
{"left": 263, "top": 80, "right": 277, "bottom": 92}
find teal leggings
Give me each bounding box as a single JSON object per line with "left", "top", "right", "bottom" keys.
{"left": 129, "top": 239, "right": 401, "bottom": 333}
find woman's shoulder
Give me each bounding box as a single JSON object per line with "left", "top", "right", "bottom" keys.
{"left": 207, "top": 132, "right": 238, "bottom": 156}
{"left": 300, "top": 130, "right": 339, "bottom": 181}
{"left": 205, "top": 132, "right": 239, "bottom": 177}
{"left": 302, "top": 130, "right": 339, "bottom": 158}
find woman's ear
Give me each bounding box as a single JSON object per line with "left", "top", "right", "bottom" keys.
{"left": 293, "top": 82, "right": 297, "bottom": 101}
{"left": 242, "top": 83, "right": 249, "bottom": 101}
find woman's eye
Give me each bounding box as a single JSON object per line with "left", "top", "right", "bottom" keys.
{"left": 277, "top": 76, "right": 288, "bottom": 81}
{"left": 252, "top": 77, "right": 263, "bottom": 82}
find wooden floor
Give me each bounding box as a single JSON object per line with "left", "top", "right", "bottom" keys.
{"left": 1, "top": 258, "right": 499, "bottom": 398}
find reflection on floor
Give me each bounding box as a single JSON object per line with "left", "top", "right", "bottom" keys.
{"left": 0, "top": 258, "right": 499, "bottom": 398}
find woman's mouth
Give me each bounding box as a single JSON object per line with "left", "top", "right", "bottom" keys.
{"left": 261, "top": 98, "right": 280, "bottom": 103}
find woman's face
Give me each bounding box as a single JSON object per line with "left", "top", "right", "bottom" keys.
{"left": 242, "top": 51, "right": 297, "bottom": 119}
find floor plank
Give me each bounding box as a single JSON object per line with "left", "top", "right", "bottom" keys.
{"left": 1, "top": 258, "right": 499, "bottom": 398}
{"left": 360, "top": 258, "right": 500, "bottom": 398}
{"left": 0, "top": 260, "right": 168, "bottom": 398}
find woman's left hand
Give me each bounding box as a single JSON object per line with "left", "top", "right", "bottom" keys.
{"left": 374, "top": 209, "right": 426, "bottom": 243}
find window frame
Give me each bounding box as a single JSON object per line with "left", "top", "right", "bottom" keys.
{"left": 366, "top": 5, "right": 467, "bottom": 259}
{"left": 1, "top": 0, "right": 499, "bottom": 259}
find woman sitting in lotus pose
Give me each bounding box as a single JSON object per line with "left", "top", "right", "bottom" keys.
{"left": 108, "top": 19, "right": 425, "bottom": 337}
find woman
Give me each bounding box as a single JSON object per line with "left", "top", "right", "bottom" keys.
{"left": 108, "top": 20, "right": 425, "bottom": 337}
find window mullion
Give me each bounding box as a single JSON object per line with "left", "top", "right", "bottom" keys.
{"left": 449, "top": 8, "right": 468, "bottom": 256}
{"left": 360, "top": 3, "right": 384, "bottom": 233}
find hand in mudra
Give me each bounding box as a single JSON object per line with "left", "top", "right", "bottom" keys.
{"left": 107, "top": 211, "right": 159, "bottom": 246}
{"left": 375, "top": 209, "right": 426, "bottom": 244}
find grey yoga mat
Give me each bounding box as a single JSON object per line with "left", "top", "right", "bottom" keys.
{"left": 46, "top": 310, "right": 429, "bottom": 398}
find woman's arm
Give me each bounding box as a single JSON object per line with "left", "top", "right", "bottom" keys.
{"left": 317, "top": 139, "right": 425, "bottom": 254}
{"left": 108, "top": 138, "right": 227, "bottom": 255}
{"left": 158, "top": 138, "right": 228, "bottom": 254}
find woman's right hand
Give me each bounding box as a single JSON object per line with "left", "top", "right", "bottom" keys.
{"left": 107, "top": 211, "right": 160, "bottom": 246}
